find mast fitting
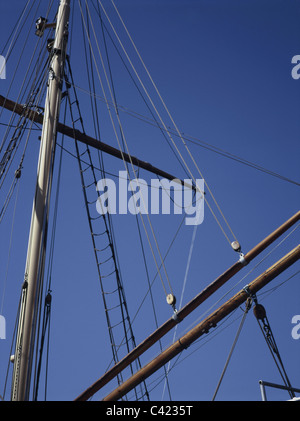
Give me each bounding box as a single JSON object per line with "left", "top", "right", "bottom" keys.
{"left": 167, "top": 293, "right": 178, "bottom": 320}
{"left": 243, "top": 284, "right": 257, "bottom": 305}
{"left": 239, "top": 253, "right": 247, "bottom": 266}
{"left": 231, "top": 241, "right": 248, "bottom": 265}
{"left": 35, "top": 17, "right": 56, "bottom": 37}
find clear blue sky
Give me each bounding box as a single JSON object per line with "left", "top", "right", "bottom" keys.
{"left": 0, "top": 0, "right": 299, "bottom": 402}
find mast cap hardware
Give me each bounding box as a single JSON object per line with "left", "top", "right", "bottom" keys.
{"left": 231, "top": 241, "right": 241, "bottom": 253}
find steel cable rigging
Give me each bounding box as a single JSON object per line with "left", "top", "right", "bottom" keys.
{"left": 153, "top": 270, "right": 299, "bottom": 400}
{"left": 2, "top": 1, "right": 298, "bottom": 402}
{"left": 102, "top": 0, "right": 239, "bottom": 249}
{"left": 63, "top": 46, "right": 150, "bottom": 399}
{"left": 0, "top": 1, "right": 58, "bottom": 401}
{"left": 212, "top": 297, "right": 252, "bottom": 400}
{"left": 92, "top": 12, "right": 205, "bottom": 393}
{"left": 32, "top": 88, "right": 68, "bottom": 401}
{"left": 95, "top": 4, "right": 173, "bottom": 400}
{"left": 63, "top": 81, "right": 300, "bottom": 188}
{"left": 253, "top": 300, "right": 296, "bottom": 400}
{"left": 0, "top": 4, "right": 56, "bottom": 219}
{"left": 79, "top": 0, "right": 177, "bottom": 311}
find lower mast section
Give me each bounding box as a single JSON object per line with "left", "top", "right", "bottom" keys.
{"left": 11, "top": 0, "right": 70, "bottom": 401}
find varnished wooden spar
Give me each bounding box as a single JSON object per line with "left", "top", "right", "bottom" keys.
{"left": 102, "top": 244, "right": 300, "bottom": 401}
{"left": 75, "top": 210, "right": 300, "bottom": 401}
{"left": 0, "top": 94, "right": 194, "bottom": 190}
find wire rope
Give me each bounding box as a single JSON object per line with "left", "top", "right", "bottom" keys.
{"left": 79, "top": 8, "right": 146, "bottom": 399}
{"left": 212, "top": 298, "right": 252, "bottom": 400}
{"left": 60, "top": 81, "right": 300, "bottom": 188}
{"left": 83, "top": 0, "right": 173, "bottom": 299}
{"left": 110, "top": 0, "right": 237, "bottom": 240}
{"left": 94, "top": 5, "right": 172, "bottom": 398}
{"left": 0, "top": 180, "right": 21, "bottom": 315}
{"left": 33, "top": 88, "right": 67, "bottom": 402}
{"left": 157, "top": 268, "right": 299, "bottom": 401}
{"left": 181, "top": 222, "right": 300, "bottom": 335}
{"left": 0, "top": 0, "right": 50, "bottom": 128}
{"left": 161, "top": 222, "right": 198, "bottom": 399}
{"left": 79, "top": 0, "right": 175, "bottom": 302}
{"left": 101, "top": 0, "right": 237, "bottom": 247}
{"left": 0, "top": 0, "right": 32, "bottom": 57}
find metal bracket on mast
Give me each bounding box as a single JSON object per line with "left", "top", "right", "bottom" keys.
{"left": 35, "top": 17, "right": 56, "bottom": 37}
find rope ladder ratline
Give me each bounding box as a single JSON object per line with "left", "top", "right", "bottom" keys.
{"left": 95, "top": 3, "right": 175, "bottom": 399}
{"left": 63, "top": 52, "right": 150, "bottom": 400}
{"left": 80, "top": 8, "right": 148, "bottom": 392}
{"left": 80, "top": 0, "right": 176, "bottom": 307}
{"left": 74, "top": 211, "right": 300, "bottom": 401}
{"left": 100, "top": 245, "right": 300, "bottom": 401}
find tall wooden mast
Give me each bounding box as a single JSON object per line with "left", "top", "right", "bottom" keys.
{"left": 11, "top": 0, "right": 70, "bottom": 401}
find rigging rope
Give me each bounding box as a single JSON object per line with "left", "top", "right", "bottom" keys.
{"left": 95, "top": 6, "right": 173, "bottom": 398}
{"left": 253, "top": 300, "right": 295, "bottom": 399}
{"left": 0, "top": 6, "right": 54, "bottom": 195}
{"left": 0, "top": 179, "right": 21, "bottom": 315}
{"left": 64, "top": 46, "right": 150, "bottom": 399}
{"left": 0, "top": 1, "right": 57, "bottom": 401}
{"left": 156, "top": 271, "right": 299, "bottom": 401}
{"left": 161, "top": 222, "right": 198, "bottom": 399}
{"left": 103, "top": 0, "right": 238, "bottom": 247}
{"left": 63, "top": 82, "right": 300, "bottom": 188}
{"left": 182, "top": 222, "right": 300, "bottom": 334}
{"left": 33, "top": 90, "right": 67, "bottom": 401}
{"left": 79, "top": 0, "right": 176, "bottom": 303}
{"left": 212, "top": 297, "right": 252, "bottom": 400}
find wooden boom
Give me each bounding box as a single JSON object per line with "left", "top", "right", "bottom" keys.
{"left": 103, "top": 244, "right": 300, "bottom": 401}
